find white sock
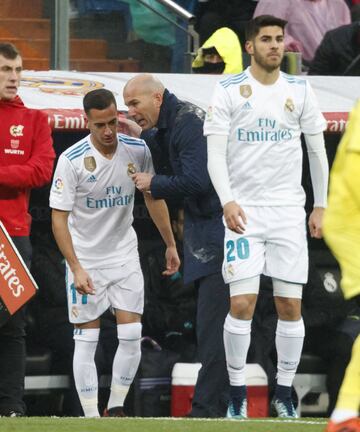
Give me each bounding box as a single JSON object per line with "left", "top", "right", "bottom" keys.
{"left": 276, "top": 318, "right": 305, "bottom": 387}
{"left": 107, "top": 322, "right": 142, "bottom": 410}
{"left": 73, "top": 328, "right": 100, "bottom": 417}
{"left": 331, "top": 408, "right": 358, "bottom": 423}
{"left": 223, "top": 313, "right": 252, "bottom": 386}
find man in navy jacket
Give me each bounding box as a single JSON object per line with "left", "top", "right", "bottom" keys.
{"left": 123, "top": 74, "right": 229, "bottom": 417}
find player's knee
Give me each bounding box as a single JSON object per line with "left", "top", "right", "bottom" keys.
{"left": 273, "top": 279, "right": 302, "bottom": 320}
{"left": 229, "top": 277, "right": 259, "bottom": 318}
{"left": 275, "top": 298, "right": 301, "bottom": 320}
{"left": 117, "top": 322, "right": 142, "bottom": 353}
{"left": 230, "top": 294, "right": 257, "bottom": 318}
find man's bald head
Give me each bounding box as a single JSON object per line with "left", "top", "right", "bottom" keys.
{"left": 124, "top": 73, "right": 165, "bottom": 95}
{"left": 123, "top": 74, "right": 165, "bottom": 131}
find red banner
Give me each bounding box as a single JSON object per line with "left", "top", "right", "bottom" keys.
{"left": 0, "top": 222, "right": 38, "bottom": 315}
{"left": 46, "top": 109, "right": 127, "bottom": 132}
{"left": 324, "top": 112, "right": 348, "bottom": 134}
{"left": 44, "top": 109, "right": 349, "bottom": 133}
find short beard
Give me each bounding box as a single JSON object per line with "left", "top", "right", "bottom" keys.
{"left": 253, "top": 51, "right": 282, "bottom": 73}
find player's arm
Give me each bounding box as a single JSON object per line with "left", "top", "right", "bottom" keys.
{"left": 304, "top": 132, "right": 329, "bottom": 239}
{"left": 207, "top": 134, "right": 247, "bottom": 233}
{"left": 143, "top": 193, "right": 180, "bottom": 276}
{"left": 51, "top": 208, "right": 95, "bottom": 295}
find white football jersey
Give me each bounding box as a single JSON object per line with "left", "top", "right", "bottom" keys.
{"left": 204, "top": 67, "right": 327, "bottom": 206}
{"left": 50, "top": 133, "right": 154, "bottom": 269}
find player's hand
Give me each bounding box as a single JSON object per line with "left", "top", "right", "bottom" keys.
{"left": 308, "top": 207, "right": 324, "bottom": 239}
{"left": 73, "top": 266, "right": 96, "bottom": 295}
{"left": 117, "top": 116, "right": 142, "bottom": 137}
{"left": 131, "top": 172, "right": 153, "bottom": 193}
{"left": 163, "top": 245, "right": 181, "bottom": 276}
{"left": 223, "top": 201, "right": 247, "bottom": 234}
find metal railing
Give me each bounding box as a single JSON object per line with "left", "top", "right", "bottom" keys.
{"left": 50, "top": 0, "right": 69, "bottom": 70}
{"left": 135, "top": 0, "right": 199, "bottom": 73}
{"left": 50, "top": 0, "right": 199, "bottom": 72}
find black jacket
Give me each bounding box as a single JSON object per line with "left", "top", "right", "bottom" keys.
{"left": 309, "top": 22, "right": 360, "bottom": 76}
{"left": 142, "top": 90, "right": 224, "bottom": 283}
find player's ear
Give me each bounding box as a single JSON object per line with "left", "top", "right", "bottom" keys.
{"left": 245, "top": 40, "right": 253, "bottom": 55}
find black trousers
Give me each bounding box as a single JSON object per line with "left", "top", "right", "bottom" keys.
{"left": 0, "top": 236, "right": 31, "bottom": 416}
{"left": 190, "top": 272, "right": 230, "bottom": 417}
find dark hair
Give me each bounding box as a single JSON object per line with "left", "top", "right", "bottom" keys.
{"left": 83, "top": 88, "right": 117, "bottom": 115}
{"left": 0, "top": 42, "right": 21, "bottom": 59}
{"left": 245, "top": 15, "right": 287, "bottom": 41}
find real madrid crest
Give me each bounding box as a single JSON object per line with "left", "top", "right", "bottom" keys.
{"left": 71, "top": 306, "right": 79, "bottom": 318}
{"left": 227, "top": 263, "right": 235, "bottom": 276}
{"left": 284, "top": 97, "right": 295, "bottom": 112}
{"left": 84, "top": 156, "right": 96, "bottom": 172}
{"left": 127, "top": 163, "right": 137, "bottom": 176}
{"left": 240, "top": 85, "right": 252, "bottom": 99}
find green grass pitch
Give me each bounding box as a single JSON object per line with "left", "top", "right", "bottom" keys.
{"left": 0, "top": 417, "right": 328, "bottom": 432}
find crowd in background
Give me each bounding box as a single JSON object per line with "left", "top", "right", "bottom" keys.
{"left": 70, "top": 0, "right": 360, "bottom": 74}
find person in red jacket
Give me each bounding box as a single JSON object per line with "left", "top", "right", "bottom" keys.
{"left": 0, "top": 42, "right": 54, "bottom": 416}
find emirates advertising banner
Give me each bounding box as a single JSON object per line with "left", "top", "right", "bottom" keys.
{"left": 18, "top": 71, "right": 359, "bottom": 133}
{"left": 0, "top": 222, "right": 38, "bottom": 325}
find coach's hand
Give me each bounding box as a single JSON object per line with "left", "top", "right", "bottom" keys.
{"left": 117, "top": 116, "right": 142, "bottom": 138}
{"left": 224, "top": 201, "right": 247, "bottom": 234}
{"left": 131, "top": 172, "right": 153, "bottom": 193}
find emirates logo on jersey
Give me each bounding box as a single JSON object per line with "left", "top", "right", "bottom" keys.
{"left": 9, "top": 125, "right": 24, "bottom": 137}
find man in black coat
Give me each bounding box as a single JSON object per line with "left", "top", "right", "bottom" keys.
{"left": 123, "top": 74, "right": 229, "bottom": 418}
{"left": 309, "top": 5, "right": 360, "bottom": 76}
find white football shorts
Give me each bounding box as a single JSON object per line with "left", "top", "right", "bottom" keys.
{"left": 66, "top": 257, "right": 144, "bottom": 324}
{"left": 222, "top": 206, "right": 308, "bottom": 285}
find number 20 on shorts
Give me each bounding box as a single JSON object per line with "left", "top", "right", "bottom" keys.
{"left": 226, "top": 238, "right": 250, "bottom": 262}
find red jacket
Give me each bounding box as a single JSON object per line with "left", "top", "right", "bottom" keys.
{"left": 0, "top": 96, "right": 55, "bottom": 236}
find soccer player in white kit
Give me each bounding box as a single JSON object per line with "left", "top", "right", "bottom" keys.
{"left": 205, "top": 15, "right": 329, "bottom": 418}
{"left": 50, "top": 89, "right": 180, "bottom": 417}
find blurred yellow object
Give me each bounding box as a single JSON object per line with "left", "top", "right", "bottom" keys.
{"left": 192, "top": 27, "right": 243, "bottom": 74}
